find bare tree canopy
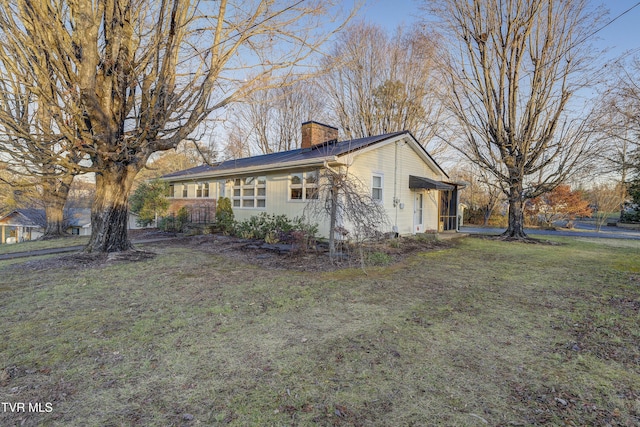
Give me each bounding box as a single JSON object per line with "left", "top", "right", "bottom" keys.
{"left": 427, "top": 0, "right": 600, "bottom": 239}
{"left": 593, "top": 56, "right": 640, "bottom": 218}
{"left": 320, "top": 22, "right": 444, "bottom": 153}
{"left": 224, "top": 79, "right": 327, "bottom": 157}
{"left": 0, "top": 0, "right": 351, "bottom": 252}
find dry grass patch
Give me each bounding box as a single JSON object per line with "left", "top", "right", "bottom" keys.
{"left": 1, "top": 235, "right": 639, "bottom": 426}
{"left": 0, "top": 236, "right": 89, "bottom": 255}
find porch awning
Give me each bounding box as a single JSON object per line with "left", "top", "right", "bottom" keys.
{"left": 409, "top": 175, "right": 455, "bottom": 191}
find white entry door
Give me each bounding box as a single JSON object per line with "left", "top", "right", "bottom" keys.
{"left": 413, "top": 192, "right": 424, "bottom": 233}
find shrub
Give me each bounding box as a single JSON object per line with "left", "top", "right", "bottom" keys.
{"left": 215, "top": 197, "right": 235, "bottom": 234}
{"left": 158, "top": 206, "right": 189, "bottom": 232}
{"left": 176, "top": 207, "right": 189, "bottom": 232}
{"left": 621, "top": 210, "right": 640, "bottom": 223}
{"left": 232, "top": 213, "right": 318, "bottom": 249}
{"left": 367, "top": 251, "right": 393, "bottom": 266}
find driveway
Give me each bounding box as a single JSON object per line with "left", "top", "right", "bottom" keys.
{"left": 460, "top": 221, "right": 640, "bottom": 241}
{"left": 0, "top": 237, "right": 176, "bottom": 261}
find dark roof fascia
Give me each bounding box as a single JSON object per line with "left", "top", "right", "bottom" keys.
{"left": 332, "top": 131, "right": 408, "bottom": 158}
{"left": 163, "top": 157, "right": 335, "bottom": 182}
{"left": 160, "top": 132, "right": 405, "bottom": 182}
{"left": 409, "top": 175, "right": 455, "bottom": 191}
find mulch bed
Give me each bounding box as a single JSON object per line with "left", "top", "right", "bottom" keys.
{"left": 8, "top": 231, "right": 455, "bottom": 272}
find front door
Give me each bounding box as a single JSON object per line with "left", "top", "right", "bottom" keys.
{"left": 413, "top": 192, "right": 424, "bottom": 233}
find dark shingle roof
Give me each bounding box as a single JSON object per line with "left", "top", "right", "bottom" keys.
{"left": 0, "top": 208, "right": 92, "bottom": 228}
{"left": 0, "top": 208, "right": 47, "bottom": 227}
{"left": 162, "top": 131, "right": 408, "bottom": 180}
{"left": 64, "top": 208, "right": 91, "bottom": 227}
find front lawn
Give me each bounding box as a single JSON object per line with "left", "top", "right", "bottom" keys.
{"left": 1, "top": 236, "right": 638, "bottom": 426}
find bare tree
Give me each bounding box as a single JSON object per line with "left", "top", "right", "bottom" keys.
{"left": 427, "top": 0, "right": 600, "bottom": 239}
{"left": 452, "top": 163, "right": 504, "bottom": 226}
{"left": 304, "top": 164, "right": 389, "bottom": 261}
{"left": 224, "top": 121, "right": 253, "bottom": 160}
{"left": 589, "top": 183, "right": 623, "bottom": 231}
{"left": 321, "top": 22, "right": 445, "bottom": 153}
{"left": 224, "top": 79, "right": 327, "bottom": 156}
{"left": 0, "top": 0, "right": 351, "bottom": 252}
{"left": 0, "top": 167, "right": 42, "bottom": 216}
{"left": 0, "top": 71, "right": 84, "bottom": 237}
{"left": 594, "top": 56, "right": 640, "bottom": 218}
{"left": 135, "top": 140, "right": 213, "bottom": 184}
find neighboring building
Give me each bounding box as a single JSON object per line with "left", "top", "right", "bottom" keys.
{"left": 161, "top": 122, "right": 463, "bottom": 238}
{"left": 65, "top": 208, "right": 93, "bottom": 236}
{"left": 0, "top": 208, "right": 46, "bottom": 244}
{"left": 0, "top": 208, "right": 145, "bottom": 244}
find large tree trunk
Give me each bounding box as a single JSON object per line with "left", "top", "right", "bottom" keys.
{"left": 41, "top": 176, "right": 73, "bottom": 239}
{"left": 502, "top": 184, "right": 528, "bottom": 239}
{"left": 85, "top": 164, "right": 139, "bottom": 253}
{"left": 43, "top": 202, "right": 66, "bottom": 238}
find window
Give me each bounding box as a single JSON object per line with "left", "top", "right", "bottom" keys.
{"left": 168, "top": 184, "right": 175, "bottom": 198}
{"left": 196, "top": 182, "right": 209, "bottom": 198}
{"left": 218, "top": 180, "right": 226, "bottom": 198}
{"left": 290, "top": 173, "right": 303, "bottom": 200}
{"left": 182, "top": 184, "right": 188, "bottom": 198}
{"left": 372, "top": 174, "right": 383, "bottom": 202}
{"left": 232, "top": 176, "right": 266, "bottom": 208}
{"left": 290, "top": 170, "right": 319, "bottom": 201}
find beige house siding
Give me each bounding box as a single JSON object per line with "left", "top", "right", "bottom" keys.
{"left": 337, "top": 135, "right": 446, "bottom": 235}
{"left": 163, "top": 132, "right": 458, "bottom": 238}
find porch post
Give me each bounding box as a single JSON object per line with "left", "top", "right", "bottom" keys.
{"left": 1, "top": 225, "right": 5, "bottom": 244}
{"left": 455, "top": 185, "right": 461, "bottom": 231}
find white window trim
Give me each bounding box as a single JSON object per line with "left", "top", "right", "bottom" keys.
{"left": 372, "top": 172, "right": 384, "bottom": 203}
{"left": 232, "top": 176, "right": 266, "bottom": 209}
{"left": 196, "top": 182, "right": 210, "bottom": 198}
{"left": 289, "top": 170, "right": 319, "bottom": 202}
{"left": 217, "top": 180, "right": 226, "bottom": 199}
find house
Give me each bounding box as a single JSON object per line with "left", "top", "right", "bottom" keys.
{"left": 0, "top": 208, "right": 146, "bottom": 244}
{"left": 161, "top": 121, "right": 463, "bottom": 238}
{"left": 65, "top": 208, "right": 93, "bottom": 236}
{"left": 0, "top": 208, "right": 46, "bottom": 244}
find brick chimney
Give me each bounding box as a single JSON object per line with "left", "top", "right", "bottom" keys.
{"left": 301, "top": 121, "right": 339, "bottom": 149}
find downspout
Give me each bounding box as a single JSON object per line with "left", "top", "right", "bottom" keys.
{"left": 393, "top": 141, "right": 399, "bottom": 234}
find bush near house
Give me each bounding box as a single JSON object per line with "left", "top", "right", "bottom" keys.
{"left": 233, "top": 213, "right": 318, "bottom": 249}
{"left": 158, "top": 206, "right": 189, "bottom": 232}
{"left": 215, "top": 197, "right": 235, "bottom": 234}
{"left": 159, "top": 200, "right": 319, "bottom": 251}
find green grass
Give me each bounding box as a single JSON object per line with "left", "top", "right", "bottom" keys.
{"left": 0, "top": 236, "right": 89, "bottom": 255}
{"left": 1, "top": 236, "right": 639, "bottom": 426}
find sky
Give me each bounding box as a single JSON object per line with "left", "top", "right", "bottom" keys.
{"left": 359, "top": 0, "right": 640, "bottom": 63}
